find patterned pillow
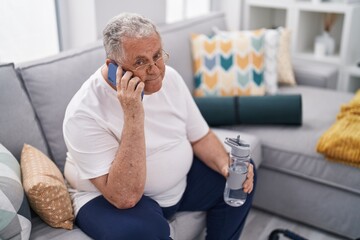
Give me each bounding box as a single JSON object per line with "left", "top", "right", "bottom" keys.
{"left": 20, "top": 144, "right": 74, "bottom": 230}
{"left": 0, "top": 144, "right": 31, "bottom": 240}
{"left": 277, "top": 28, "right": 296, "bottom": 85}
{"left": 213, "top": 28, "right": 293, "bottom": 94}
{"left": 191, "top": 29, "right": 266, "bottom": 97}
{"left": 263, "top": 29, "right": 280, "bottom": 94}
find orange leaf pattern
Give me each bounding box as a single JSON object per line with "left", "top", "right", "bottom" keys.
{"left": 191, "top": 30, "right": 266, "bottom": 97}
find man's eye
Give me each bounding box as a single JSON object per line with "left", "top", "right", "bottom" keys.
{"left": 154, "top": 53, "right": 162, "bottom": 60}
{"left": 135, "top": 60, "right": 146, "bottom": 66}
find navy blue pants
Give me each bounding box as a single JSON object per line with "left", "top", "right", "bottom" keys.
{"left": 76, "top": 157, "right": 256, "bottom": 240}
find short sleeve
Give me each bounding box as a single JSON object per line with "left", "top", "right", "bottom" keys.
{"left": 171, "top": 69, "right": 209, "bottom": 142}
{"left": 63, "top": 114, "right": 119, "bottom": 179}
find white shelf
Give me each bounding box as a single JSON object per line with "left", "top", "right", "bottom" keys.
{"left": 295, "top": 10, "right": 344, "bottom": 60}
{"left": 347, "top": 65, "right": 360, "bottom": 76}
{"left": 297, "top": 2, "right": 353, "bottom": 12}
{"left": 244, "top": 0, "right": 360, "bottom": 92}
{"left": 295, "top": 52, "right": 341, "bottom": 64}
{"left": 246, "top": 0, "right": 289, "bottom": 9}
{"left": 246, "top": 6, "right": 287, "bottom": 29}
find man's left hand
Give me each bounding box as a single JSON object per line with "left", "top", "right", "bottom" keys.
{"left": 243, "top": 163, "right": 254, "bottom": 194}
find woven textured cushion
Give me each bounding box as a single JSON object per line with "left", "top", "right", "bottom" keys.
{"left": 263, "top": 29, "right": 280, "bottom": 94}
{"left": 317, "top": 90, "right": 360, "bottom": 167}
{"left": 191, "top": 29, "right": 266, "bottom": 97}
{"left": 277, "top": 28, "right": 296, "bottom": 85}
{"left": 20, "top": 144, "right": 74, "bottom": 229}
{"left": 0, "top": 144, "right": 31, "bottom": 240}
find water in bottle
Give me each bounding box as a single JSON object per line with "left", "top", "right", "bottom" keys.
{"left": 223, "top": 135, "right": 250, "bottom": 207}
{"left": 224, "top": 161, "right": 248, "bottom": 206}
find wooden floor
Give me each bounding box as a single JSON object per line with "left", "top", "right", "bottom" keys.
{"left": 240, "top": 207, "right": 348, "bottom": 240}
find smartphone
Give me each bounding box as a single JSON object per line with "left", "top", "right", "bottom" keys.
{"left": 108, "top": 62, "right": 144, "bottom": 100}
{"left": 108, "top": 62, "right": 120, "bottom": 88}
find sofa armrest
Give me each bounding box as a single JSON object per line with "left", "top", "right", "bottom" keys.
{"left": 292, "top": 59, "right": 338, "bottom": 90}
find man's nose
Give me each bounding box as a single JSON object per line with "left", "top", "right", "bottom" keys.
{"left": 146, "top": 61, "right": 161, "bottom": 73}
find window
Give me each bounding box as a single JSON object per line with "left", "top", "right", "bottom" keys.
{"left": 166, "top": 0, "right": 210, "bottom": 23}
{"left": 0, "top": 0, "right": 59, "bottom": 64}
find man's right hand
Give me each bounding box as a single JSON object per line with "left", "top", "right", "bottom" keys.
{"left": 116, "top": 67, "right": 145, "bottom": 122}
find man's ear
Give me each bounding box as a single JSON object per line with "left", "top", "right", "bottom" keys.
{"left": 105, "top": 59, "right": 114, "bottom": 67}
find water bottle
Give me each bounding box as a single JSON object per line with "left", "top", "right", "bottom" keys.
{"left": 223, "top": 135, "right": 251, "bottom": 207}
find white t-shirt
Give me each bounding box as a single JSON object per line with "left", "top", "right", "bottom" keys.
{"left": 63, "top": 66, "right": 209, "bottom": 216}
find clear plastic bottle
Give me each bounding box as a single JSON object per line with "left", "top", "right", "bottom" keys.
{"left": 223, "top": 135, "right": 251, "bottom": 207}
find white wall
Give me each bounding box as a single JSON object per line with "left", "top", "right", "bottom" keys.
{"left": 0, "top": 0, "right": 59, "bottom": 63}
{"left": 57, "top": 0, "right": 166, "bottom": 51}
{"left": 94, "top": 0, "right": 167, "bottom": 39}
{"left": 212, "top": 0, "right": 243, "bottom": 30}
{"left": 56, "top": 0, "right": 97, "bottom": 51}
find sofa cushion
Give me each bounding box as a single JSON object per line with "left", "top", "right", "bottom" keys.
{"left": 263, "top": 29, "right": 280, "bottom": 95}
{"left": 292, "top": 59, "right": 338, "bottom": 89}
{"left": 213, "top": 28, "right": 280, "bottom": 95}
{"left": 190, "top": 29, "right": 266, "bottom": 97}
{"left": 21, "top": 144, "right": 74, "bottom": 230}
{"left": 30, "top": 216, "right": 92, "bottom": 240}
{"left": 228, "top": 86, "right": 359, "bottom": 193}
{"left": 0, "top": 63, "right": 49, "bottom": 161}
{"left": 17, "top": 42, "right": 106, "bottom": 172}
{"left": 0, "top": 144, "right": 32, "bottom": 240}
{"left": 169, "top": 211, "right": 205, "bottom": 240}
{"left": 277, "top": 28, "right": 295, "bottom": 86}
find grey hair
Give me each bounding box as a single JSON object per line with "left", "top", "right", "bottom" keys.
{"left": 103, "top": 12, "right": 160, "bottom": 62}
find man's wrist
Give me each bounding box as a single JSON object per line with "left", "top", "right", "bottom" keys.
{"left": 220, "top": 155, "right": 230, "bottom": 178}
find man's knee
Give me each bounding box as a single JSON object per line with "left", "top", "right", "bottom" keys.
{"left": 77, "top": 196, "right": 170, "bottom": 239}
{"left": 101, "top": 216, "right": 170, "bottom": 240}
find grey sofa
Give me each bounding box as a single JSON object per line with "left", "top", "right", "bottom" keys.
{"left": 0, "top": 11, "right": 358, "bottom": 240}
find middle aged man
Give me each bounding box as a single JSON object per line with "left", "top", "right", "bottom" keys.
{"left": 63, "top": 12, "right": 256, "bottom": 240}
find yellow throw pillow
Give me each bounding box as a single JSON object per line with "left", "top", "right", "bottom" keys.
{"left": 317, "top": 90, "right": 360, "bottom": 168}
{"left": 277, "top": 28, "right": 296, "bottom": 86}
{"left": 21, "top": 144, "right": 74, "bottom": 229}
{"left": 191, "top": 29, "right": 266, "bottom": 97}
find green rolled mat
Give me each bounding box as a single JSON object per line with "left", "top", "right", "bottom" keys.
{"left": 194, "top": 95, "right": 302, "bottom": 126}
